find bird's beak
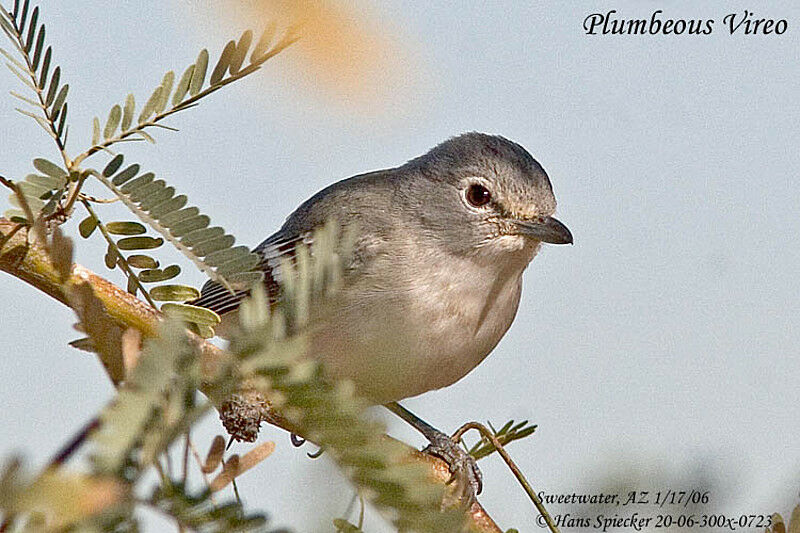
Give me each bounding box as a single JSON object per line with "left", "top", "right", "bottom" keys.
{"left": 516, "top": 216, "right": 573, "bottom": 245}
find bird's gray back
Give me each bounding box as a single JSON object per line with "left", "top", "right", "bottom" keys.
{"left": 193, "top": 168, "right": 405, "bottom": 315}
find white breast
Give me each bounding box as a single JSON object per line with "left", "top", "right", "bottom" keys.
{"left": 310, "top": 245, "right": 536, "bottom": 403}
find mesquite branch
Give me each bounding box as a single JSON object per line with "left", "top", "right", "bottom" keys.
{"left": 0, "top": 217, "right": 503, "bottom": 533}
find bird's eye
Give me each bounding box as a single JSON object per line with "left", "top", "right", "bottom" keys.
{"left": 466, "top": 183, "right": 492, "bottom": 207}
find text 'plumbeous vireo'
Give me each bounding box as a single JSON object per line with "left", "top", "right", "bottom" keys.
{"left": 193, "top": 132, "right": 573, "bottom": 497}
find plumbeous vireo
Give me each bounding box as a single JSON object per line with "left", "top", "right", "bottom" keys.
{"left": 195, "top": 132, "right": 571, "bottom": 401}
{"left": 193, "top": 132, "right": 572, "bottom": 492}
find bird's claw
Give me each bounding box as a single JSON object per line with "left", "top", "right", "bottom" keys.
{"left": 423, "top": 431, "right": 483, "bottom": 505}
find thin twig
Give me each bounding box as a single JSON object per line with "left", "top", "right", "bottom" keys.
{"left": 0, "top": 219, "right": 24, "bottom": 245}
{"left": 79, "top": 193, "right": 118, "bottom": 203}
{"left": 165, "top": 447, "right": 174, "bottom": 478}
{"left": 5, "top": 8, "right": 70, "bottom": 158}
{"left": 182, "top": 431, "right": 190, "bottom": 486}
{"left": 3, "top": 6, "right": 81, "bottom": 222}
{"left": 45, "top": 416, "right": 101, "bottom": 469}
{"left": 80, "top": 199, "right": 158, "bottom": 308}
{"left": 71, "top": 32, "right": 300, "bottom": 168}
{"left": 60, "top": 170, "right": 87, "bottom": 218}
{"left": 188, "top": 438, "right": 217, "bottom": 505}
{"left": 358, "top": 494, "right": 365, "bottom": 529}
{"left": 154, "top": 458, "right": 171, "bottom": 489}
{"left": 232, "top": 478, "right": 242, "bottom": 505}
{"left": 452, "top": 421, "right": 560, "bottom": 533}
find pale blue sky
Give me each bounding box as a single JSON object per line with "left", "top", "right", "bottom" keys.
{"left": 1, "top": 1, "right": 799, "bottom": 531}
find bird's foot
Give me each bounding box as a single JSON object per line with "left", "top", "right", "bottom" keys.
{"left": 290, "top": 433, "right": 325, "bottom": 459}
{"left": 383, "top": 402, "right": 482, "bottom": 504}
{"left": 423, "top": 430, "right": 483, "bottom": 505}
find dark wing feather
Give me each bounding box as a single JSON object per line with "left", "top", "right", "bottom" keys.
{"left": 190, "top": 232, "right": 310, "bottom": 315}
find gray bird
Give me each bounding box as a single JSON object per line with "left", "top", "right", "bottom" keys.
{"left": 193, "top": 132, "right": 572, "bottom": 495}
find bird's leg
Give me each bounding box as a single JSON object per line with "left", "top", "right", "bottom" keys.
{"left": 384, "top": 401, "right": 483, "bottom": 502}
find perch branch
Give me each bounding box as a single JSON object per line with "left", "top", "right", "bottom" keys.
{"left": 0, "top": 218, "right": 503, "bottom": 533}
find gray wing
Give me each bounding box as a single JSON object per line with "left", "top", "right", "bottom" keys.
{"left": 192, "top": 168, "right": 397, "bottom": 316}
{"left": 190, "top": 231, "right": 310, "bottom": 315}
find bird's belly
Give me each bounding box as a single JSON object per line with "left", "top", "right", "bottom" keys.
{"left": 310, "top": 271, "right": 523, "bottom": 403}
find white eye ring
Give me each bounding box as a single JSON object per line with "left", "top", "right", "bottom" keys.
{"left": 463, "top": 180, "right": 492, "bottom": 208}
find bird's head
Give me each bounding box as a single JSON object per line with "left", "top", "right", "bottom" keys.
{"left": 399, "top": 132, "right": 572, "bottom": 263}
